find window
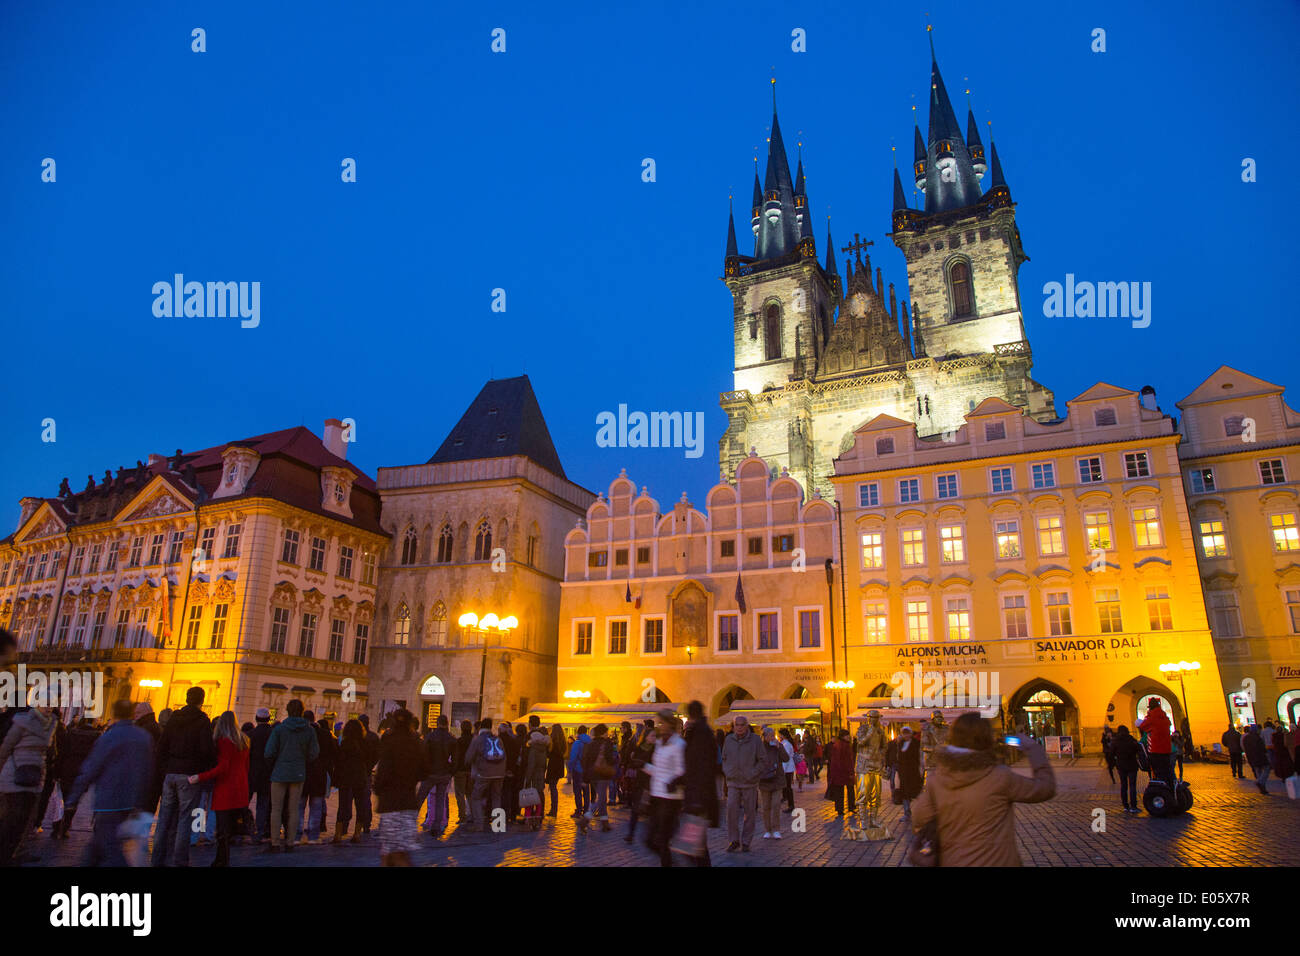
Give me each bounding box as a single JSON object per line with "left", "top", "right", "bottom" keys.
{"left": 436, "top": 525, "right": 454, "bottom": 563}
{"left": 70, "top": 547, "right": 85, "bottom": 575}
{"left": 113, "top": 609, "right": 130, "bottom": 648}
{"left": 1132, "top": 507, "right": 1162, "bottom": 547}
{"left": 197, "top": 528, "right": 215, "bottom": 566}
{"left": 210, "top": 604, "right": 229, "bottom": 648}
{"left": 1037, "top": 516, "right": 1065, "bottom": 556}
{"left": 1046, "top": 592, "right": 1072, "bottom": 636}
{"left": 608, "top": 620, "right": 628, "bottom": 655}
{"left": 1146, "top": 587, "right": 1173, "bottom": 631}
{"left": 168, "top": 531, "right": 184, "bottom": 564}
{"left": 0, "top": 559, "right": 8, "bottom": 586}
{"left": 875, "top": 436, "right": 895, "bottom": 456}
{"left": 574, "top": 621, "right": 593, "bottom": 655}
{"left": 352, "top": 624, "right": 369, "bottom": 664}
{"left": 337, "top": 545, "right": 354, "bottom": 579}
{"left": 1199, "top": 520, "right": 1227, "bottom": 558}
{"left": 1078, "top": 457, "right": 1103, "bottom": 483}
{"left": 1124, "top": 451, "right": 1151, "bottom": 479}
{"left": 1188, "top": 468, "right": 1215, "bottom": 494}
{"left": 856, "top": 533, "right": 884, "bottom": 575}
{"left": 50, "top": 551, "right": 62, "bottom": 576}
{"left": 328, "top": 619, "right": 346, "bottom": 661}
{"left": 898, "top": 478, "right": 921, "bottom": 503}
{"left": 588, "top": 551, "right": 608, "bottom": 568}
{"left": 950, "top": 260, "right": 973, "bottom": 316}
{"left": 772, "top": 534, "right": 794, "bottom": 554}
{"left": 939, "top": 525, "right": 965, "bottom": 563}
{"left": 392, "top": 605, "right": 410, "bottom": 646}
{"left": 183, "top": 606, "right": 203, "bottom": 649}
{"left": 858, "top": 482, "right": 880, "bottom": 507}
{"left": 1084, "top": 512, "right": 1112, "bottom": 551}
{"left": 718, "top": 614, "right": 739, "bottom": 651}
{"left": 1285, "top": 589, "right": 1300, "bottom": 635}
{"left": 1002, "top": 595, "right": 1028, "bottom": 639}
{"left": 1208, "top": 591, "right": 1242, "bottom": 638}
{"left": 474, "top": 522, "right": 494, "bottom": 561}
{"left": 902, "top": 528, "right": 925, "bottom": 566}
{"left": 127, "top": 536, "right": 144, "bottom": 568}
{"left": 1093, "top": 407, "right": 1117, "bottom": 426}
{"left": 1270, "top": 513, "right": 1300, "bottom": 552}
{"left": 984, "top": 421, "right": 1006, "bottom": 441}
{"left": 863, "top": 602, "right": 888, "bottom": 643}
{"left": 757, "top": 612, "right": 779, "bottom": 650}
{"left": 643, "top": 618, "right": 664, "bottom": 654}
{"left": 134, "top": 608, "right": 151, "bottom": 648}
{"left": 309, "top": 536, "right": 327, "bottom": 572}
{"left": 103, "top": 545, "right": 118, "bottom": 572}
{"left": 90, "top": 611, "right": 106, "bottom": 648}
{"left": 720, "top": 539, "right": 735, "bottom": 558}
{"left": 269, "top": 607, "right": 290, "bottom": 653}
{"left": 55, "top": 614, "right": 70, "bottom": 645}
{"left": 798, "top": 610, "right": 821, "bottom": 648}
{"left": 146, "top": 533, "right": 164, "bottom": 565}
{"left": 400, "top": 527, "right": 418, "bottom": 565}
{"left": 1031, "top": 462, "right": 1056, "bottom": 489}
{"left": 281, "top": 529, "right": 300, "bottom": 564}
{"left": 298, "top": 612, "right": 318, "bottom": 656}
{"left": 946, "top": 598, "right": 971, "bottom": 641}
{"left": 990, "top": 467, "right": 1013, "bottom": 494}
{"left": 1223, "top": 415, "right": 1245, "bottom": 437}
{"left": 636, "top": 546, "right": 650, "bottom": 565}
{"left": 905, "top": 600, "right": 930, "bottom": 642}
{"left": 764, "top": 303, "right": 781, "bottom": 360}
{"left": 88, "top": 544, "right": 102, "bottom": 574}
{"left": 936, "top": 473, "right": 958, "bottom": 499}
{"left": 429, "top": 604, "right": 447, "bottom": 646}
{"left": 747, "top": 537, "right": 763, "bottom": 556}
{"left": 1260, "top": 459, "right": 1286, "bottom": 485}
{"left": 222, "top": 524, "right": 241, "bottom": 559}
{"left": 1096, "top": 589, "right": 1122, "bottom": 633}
{"left": 995, "top": 520, "right": 1021, "bottom": 559}
{"left": 23, "top": 555, "right": 35, "bottom": 583}
{"left": 362, "top": 552, "right": 377, "bottom": 585}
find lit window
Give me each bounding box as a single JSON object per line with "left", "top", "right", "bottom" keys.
{"left": 1146, "top": 587, "right": 1173, "bottom": 631}
{"left": 771, "top": 535, "right": 794, "bottom": 554}
{"left": 995, "top": 520, "right": 1021, "bottom": 559}
{"left": 1284, "top": 590, "right": 1300, "bottom": 636}
{"left": 1084, "top": 512, "right": 1112, "bottom": 551}
{"left": 574, "top": 621, "right": 593, "bottom": 655}
{"left": 946, "top": 598, "right": 970, "bottom": 641}
{"left": 1037, "top": 516, "right": 1065, "bottom": 556}
{"left": 905, "top": 600, "right": 929, "bottom": 642}
{"left": 644, "top": 618, "right": 664, "bottom": 654}
{"left": 1096, "top": 589, "right": 1123, "bottom": 634}
{"left": 1132, "top": 507, "right": 1162, "bottom": 547}
{"left": 1208, "top": 591, "right": 1242, "bottom": 638}
{"left": 1031, "top": 462, "right": 1056, "bottom": 489}
{"left": 863, "top": 603, "right": 887, "bottom": 644}
{"left": 861, "top": 532, "right": 884, "bottom": 570}
{"left": 392, "top": 604, "right": 410, "bottom": 646}
{"left": 898, "top": 478, "right": 921, "bottom": 504}
{"left": 936, "top": 473, "right": 959, "bottom": 499}
{"left": 210, "top": 603, "right": 229, "bottom": 648}
{"left": 990, "top": 467, "right": 1014, "bottom": 494}
{"left": 185, "top": 606, "right": 203, "bottom": 650}
{"left": 1078, "top": 457, "right": 1103, "bottom": 483}
{"left": 1046, "top": 592, "right": 1072, "bottom": 636}
{"left": 902, "top": 528, "right": 925, "bottom": 567}
{"left": 1272, "top": 514, "right": 1300, "bottom": 552}
{"left": 588, "top": 551, "right": 608, "bottom": 568}
{"left": 1002, "top": 594, "right": 1028, "bottom": 639}
{"left": 1199, "top": 520, "right": 1228, "bottom": 558}
{"left": 1124, "top": 452, "right": 1151, "bottom": 479}
{"left": 940, "top": 525, "right": 965, "bottom": 563}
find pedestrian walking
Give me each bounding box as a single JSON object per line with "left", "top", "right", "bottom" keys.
{"left": 891, "top": 725, "right": 923, "bottom": 821}
{"left": 721, "top": 715, "right": 765, "bottom": 851}
{"left": 777, "top": 727, "right": 798, "bottom": 812}
{"left": 62, "top": 699, "right": 152, "bottom": 867}
{"left": 246, "top": 708, "right": 274, "bottom": 842}
{"left": 521, "top": 719, "right": 549, "bottom": 830}
{"left": 374, "top": 708, "right": 430, "bottom": 866}
{"left": 417, "top": 714, "right": 456, "bottom": 837}
{"left": 1243, "top": 725, "right": 1270, "bottom": 793}
{"left": 1111, "top": 725, "right": 1142, "bottom": 813}
{"left": 580, "top": 724, "right": 616, "bottom": 832}
{"left": 644, "top": 709, "right": 686, "bottom": 867}
{"left": 151, "top": 687, "right": 215, "bottom": 867}
{"left": 757, "top": 726, "right": 786, "bottom": 840}
{"left": 133, "top": 703, "right": 163, "bottom": 815}
{"left": 332, "top": 719, "right": 370, "bottom": 843}
{"left": 567, "top": 725, "right": 591, "bottom": 816}
{"left": 50, "top": 717, "right": 100, "bottom": 839}
{"left": 297, "top": 711, "right": 336, "bottom": 844}
{"left": 453, "top": 719, "right": 474, "bottom": 823}
{"left": 911, "top": 713, "right": 1055, "bottom": 866}
{"left": 0, "top": 697, "right": 56, "bottom": 866}
{"left": 1221, "top": 724, "right": 1244, "bottom": 779}
{"left": 357, "top": 713, "right": 380, "bottom": 836}
{"left": 1269, "top": 730, "right": 1295, "bottom": 786}
{"left": 681, "top": 701, "right": 717, "bottom": 865}
{"left": 623, "top": 720, "right": 656, "bottom": 843}
{"left": 465, "top": 718, "right": 507, "bottom": 831}
{"left": 826, "top": 728, "right": 855, "bottom": 817}
{"left": 262, "top": 698, "right": 319, "bottom": 853}
{"left": 545, "top": 724, "right": 566, "bottom": 818}
{"left": 187, "top": 711, "right": 250, "bottom": 867}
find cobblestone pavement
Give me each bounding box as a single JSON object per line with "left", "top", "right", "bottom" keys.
{"left": 20, "top": 759, "right": 1298, "bottom": 867}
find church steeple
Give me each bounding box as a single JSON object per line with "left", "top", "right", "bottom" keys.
{"left": 755, "top": 90, "right": 801, "bottom": 261}
{"left": 724, "top": 199, "right": 740, "bottom": 277}
{"left": 893, "top": 166, "right": 909, "bottom": 211}
{"left": 966, "top": 109, "right": 987, "bottom": 180}
{"left": 917, "top": 35, "right": 984, "bottom": 214}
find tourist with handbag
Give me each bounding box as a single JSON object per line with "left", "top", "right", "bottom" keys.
{"left": 521, "top": 720, "right": 549, "bottom": 830}
{"left": 580, "top": 724, "right": 616, "bottom": 832}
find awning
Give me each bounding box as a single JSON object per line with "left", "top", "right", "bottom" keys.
{"left": 846, "top": 696, "right": 998, "bottom": 724}
{"left": 716, "top": 699, "right": 830, "bottom": 726}
{"left": 510, "top": 702, "right": 679, "bottom": 727}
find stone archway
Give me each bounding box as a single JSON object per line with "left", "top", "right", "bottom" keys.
{"left": 713, "top": 684, "right": 753, "bottom": 718}
{"left": 1008, "top": 678, "right": 1080, "bottom": 741}
{"left": 1109, "top": 675, "right": 1186, "bottom": 733}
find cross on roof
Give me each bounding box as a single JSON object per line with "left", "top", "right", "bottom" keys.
{"left": 841, "top": 233, "right": 874, "bottom": 262}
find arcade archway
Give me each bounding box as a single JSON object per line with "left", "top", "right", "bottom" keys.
{"left": 1008, "top": 679, "right": 1079, "bottom": 740}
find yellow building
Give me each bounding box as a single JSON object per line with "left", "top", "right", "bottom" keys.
{"left": 1177, "top": 366, "right": 1300, "bottom": 728}
{"left": 554, "top": 457, "right": 841, "bottom": 727}
{"left": 831, "top": 383, "right": 1227, "bottom": 750}
{"left": 0, "top": 422, "right": 387, "bottom": 722}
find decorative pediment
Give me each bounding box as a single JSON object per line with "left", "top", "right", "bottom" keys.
{"left": 301, "top": 587, "right": 326, "bottom": 610}
{"left": 355, "top": 600, "right": 375, "bottom": 624}
{"left": 901, "top": 575, "right": 931, "bottom": 591}
{"left": 1275, "top": 563, "right": 1300, "bottom": 585}
{"left": 1134, "top": 556, "right": 1173, "bottom": 573}
{"left": 1084, "top": 560, "right": 1121, "bottom": 575}
{"left": 125, "top": 492, "right": 188, "bottom": 522}
{"left": 859, "top": 578, "right": 889, "bottom": 592}
{"left": 271, "top": 581, "right": 298, "bottom": 604}
{"left": 1121, "top": 482, "right": 1161, "bottom": 500}
{"left": 993, "top": 569, "right": 1030, "bottom": 585}
{"left": 938, "top": 573, "right": 973, "bottom": 589}
{"left": 190, "top": 580, "right": 209, "bottom": 604}
{"left": 1034, "top": 564, "right": 1072, "bottom": 581}
{"left": 333, "top": 594, "right": 354, "bottom": 614}
{"left": 19, "top": 505, "right": 65, "bottom": 542}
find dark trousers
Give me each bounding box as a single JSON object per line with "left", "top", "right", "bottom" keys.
{"left": 571, "top": 772, "right": 587, "bottom": 813}
{"left": 253, "top": 788, "right": 270, "bottom": 839}
{"left": 547, "top": 781, "right": 559, "bottom": 815}
{"left": 829, "top": 783, "right": 856, "bottom": 815}
{"left": 336, "top": 786, "right": 369, "bottom": 829}
{"left": 1148, "top": 753, "right": 1176, "bottom": 789}
{"left": 1229, "top": 752, "right": 1244, "bottom": 777}
{"left": 213, "top": 808, "right": 237, "bottom": 866}
{"left": 1104, "top": 754, "right": 1116, "bottom": 782}
{"left": 782, "top": 772, "right": 795, "bottom": 810}
{"left": 35, "top": 773, "right": 57, "bottom": 830}
{"left": 356, "top": 776, "right": 374, "bottom": 831}
{"left": 1119, "top": 769, "right": 1139, "bottom": 809}
{"left": 646, "top": 796, "right": 682, "bottom": 867}
{"left": 87, "top": 810, "right": 131, "bottom": 867}
{"left": 0, "top": 791, "right": 39, "bottom": 865}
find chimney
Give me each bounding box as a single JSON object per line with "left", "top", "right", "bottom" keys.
{"left": 147, "top": 453, "right": 165, "bottom": 467}
{"left": 1139, "top": 385, "right": 1158, "bottom": 412}
{"left": 323, "top": 419, "right": 347, "bottom": 460}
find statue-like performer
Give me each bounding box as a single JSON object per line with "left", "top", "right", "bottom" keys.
{"left": 846, "top": 710, "right": 890, "bottom": 840}
{"left": 921, "top": 710, "right": 948, "bottom": 766}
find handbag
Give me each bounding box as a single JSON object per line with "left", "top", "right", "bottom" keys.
{"left": 907, "top": 819, "right": 939, "bottom": 867}
{"left": 669, "top": 812, "right": 708, "bottom": 858}
{"left": 518, "top": 787, "right": 541, "bottom": 808}
{"left": 14, "top": 762, "right": 41, "bottom": 788}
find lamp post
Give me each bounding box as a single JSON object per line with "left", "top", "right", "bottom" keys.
{"left": 1159, "top": 660, "right": 1199, "bottom": 749}
{"left": 825, "top": 679, "right": 855, "bottom": 732}
{"left": 459, "top": 611, "right": 518, "bottom": 722}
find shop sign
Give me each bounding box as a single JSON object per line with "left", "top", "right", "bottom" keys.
{"left": 1274, "top": 665, "right": 1300, "bottom": 680}
{"left": 1035, "top": 636, "right": 1144, "bottom": 662}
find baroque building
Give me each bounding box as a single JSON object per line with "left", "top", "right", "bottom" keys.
{"left": 368, "top": 376, "right": 594, "bottom": 729}
{"left": 0, "top": 422, "right": 386, "bottom": 720}
{"left": 719, "top": 44, "right": 1055, "bottom": 500}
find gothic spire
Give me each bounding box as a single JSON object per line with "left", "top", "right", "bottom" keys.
{"left": 966, "top": 109, "right": 987, "bottom": 179}
{"left": 988, "top": 138, "right": 1008, "bottom": 189}
{"left": 725, "top": 199, "right": 738, "bottom": 259}
{"left": 893, "top": 166, "right": 909, "bottom": 210}
{"left": 824, "top": 222, "right": 838, "bottom": 276}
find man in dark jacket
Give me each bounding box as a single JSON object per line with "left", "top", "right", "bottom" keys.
{"left": 151, "top": 686, "right": 215, "bottom": 866}
{"left": 1243, "top": 725, "right": 1269, "bottom": 793}
{"left": 358, "top": 713, "right": 380, "bottom": 835}
{"left": 296, "top": 712, "right": 337, "bottom": 843}
{"left": 64, "top": 699, "right": 153, "bottom": 866}
{"left": 247, "top": 708, "right": 274, "bottom": 841}
{"left": 1111, "top": 725, "right": 1143, "bottom": 813}
{"left": 51, "top": 717, "right": 101, "bottom": 838}
{"left": 465, "top": 719, "right": 508, "bottom": 831}
{"left": 417, "top": 715, "right": 456, "bottom": 836}
{"left": 682, "top": 702, "right": 719, "bottom": 858}
{"left": 264, "top": 698, "right": 320, "bottom": 852}
{"left": 1221, "top": 724, "right": 1244, "bottom": 779}
{"left": 133, "top": 703, "right": 163, "bottom": 813}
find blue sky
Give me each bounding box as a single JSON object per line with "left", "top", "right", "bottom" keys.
{"left": 2, "top": 0, "right": 1296, "bottom": 521}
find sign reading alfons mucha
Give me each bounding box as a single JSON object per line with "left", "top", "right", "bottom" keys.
{"left": 669, "top": 581, "right": 709, "bottom": 647}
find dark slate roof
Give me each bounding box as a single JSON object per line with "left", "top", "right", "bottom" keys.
{"left": 427, "top": 375, "right": 567, "bottom": 479}
{"left": 725, "top": 202, "right": 739, "bottom": 258}
{"left": 893, "top": 167, "right": 909, "bottom": 210}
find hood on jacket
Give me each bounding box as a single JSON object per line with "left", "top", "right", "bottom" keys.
{"left": 529, "top": 731, "right": 549, "bottom": 746}
{"left": 280, "top": 716, "right": 313, "bottom": 735}
{"left": 932, "top": 745, "right": 998, "bottom": 788}
{"left": 12, "top": 708, "right": 55, "bottom": 737}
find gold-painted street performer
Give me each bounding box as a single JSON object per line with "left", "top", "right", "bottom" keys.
{"left": 848, "top": 709, "right": 891, "bottom": 840}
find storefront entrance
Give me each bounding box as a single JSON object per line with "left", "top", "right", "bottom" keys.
{"left": 1008, "top": 680, "right": 1079, "bottom": 741}
{"left": 418, "top": 673, "right": 446, "bottom": 732}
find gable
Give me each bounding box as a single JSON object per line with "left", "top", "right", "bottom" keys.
{"left": 1069, "top": 382, "right": 1136, "bottom": 404}
{"left": 1178, "top": 365, "right": 1284, "bottom": 408}
{"left": 117, "top": 476, "right": 196, "bottom": 525}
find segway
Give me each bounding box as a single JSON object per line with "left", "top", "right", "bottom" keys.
{"left": 1138, "top": 741, "right": 1193, "bottom": 817}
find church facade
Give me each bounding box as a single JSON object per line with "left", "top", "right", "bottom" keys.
{"left": 720, "top": 48, "right": 1056, "bottom": 501}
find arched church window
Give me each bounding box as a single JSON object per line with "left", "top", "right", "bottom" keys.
{"left": 473, "top": 520, "right": 493, "bottom": 561}
{"left": 393, "top": 603, "right": 411, "bottom": 645}
{"left": 764, "top": 304, "right": 782, "bottom": 360}
{"left": 950, "top": 260, "right": 974, "bottom": 318}
{"left": 429, "top": 601, "right": 447, "bottom": 646}
{"left": 436, "top": 524, "right": 454, "bottom": 563}
{"left": 400, "top": 527, "right": 417, "bottom": 566}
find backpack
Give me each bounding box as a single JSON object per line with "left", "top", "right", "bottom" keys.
{"left": 591, "top": 739, "right": 615, "bottom": 780}
{"left": 759, "top": 743, "right": 781, "bottom": 782}
{"left": 482, "top": 735, "right": 505, "bottom": 763}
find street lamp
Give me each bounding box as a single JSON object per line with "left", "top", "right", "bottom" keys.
{"left": 1159, "top": 660, "right": 1200, "bottom": 748}
{"left": 825, "top": 679, "right": 855, "bottom": 732}
{"left": 460, "top": 610, "right": 518, "bottom": 722}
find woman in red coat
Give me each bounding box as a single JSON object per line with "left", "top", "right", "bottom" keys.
{"left": 826, "top": 729, "right": 856, "bottom": 817}
{"left": 189, "top": 711, "right": 250, "bottom": 867}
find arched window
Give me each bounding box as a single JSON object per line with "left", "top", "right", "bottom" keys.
{"left": 764, "top": 303, "right": 782, "bottom": 360}
{"left": 429, "top": 601, "right": 447, "bottom": 646}
{"left": 393, "top": 603, "right": 411, "bottom": 646}
{"left": 400, "top": 527, "right": 417, "bottom": 566}
{"left": 473, "top": 520, "right": 492, "bottom": 561}
{"left": 436, "top": 524, "right": 454, "bottom": 563}
{"left": 950, "top": 260, "right": 974, "bottom": 318}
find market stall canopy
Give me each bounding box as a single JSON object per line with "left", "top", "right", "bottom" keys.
{"left": 847, "top": 697, "right": 998, "bottom": 724}
{"left": 509, "top": 702, "right": 679, "bottom": 727}
{"left": 716, "top": 698, "right": 831, "bottom": 726}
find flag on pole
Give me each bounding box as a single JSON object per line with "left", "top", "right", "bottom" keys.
{"left": 735, "top": 572, "right": 747, "bottom": 614}
{"left": 625, "top": 582, "right": 632, "bottom": 603}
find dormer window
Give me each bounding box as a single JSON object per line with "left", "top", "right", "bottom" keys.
{"left": 1094, "top": 408, "right": 1117, "bottom": 426}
